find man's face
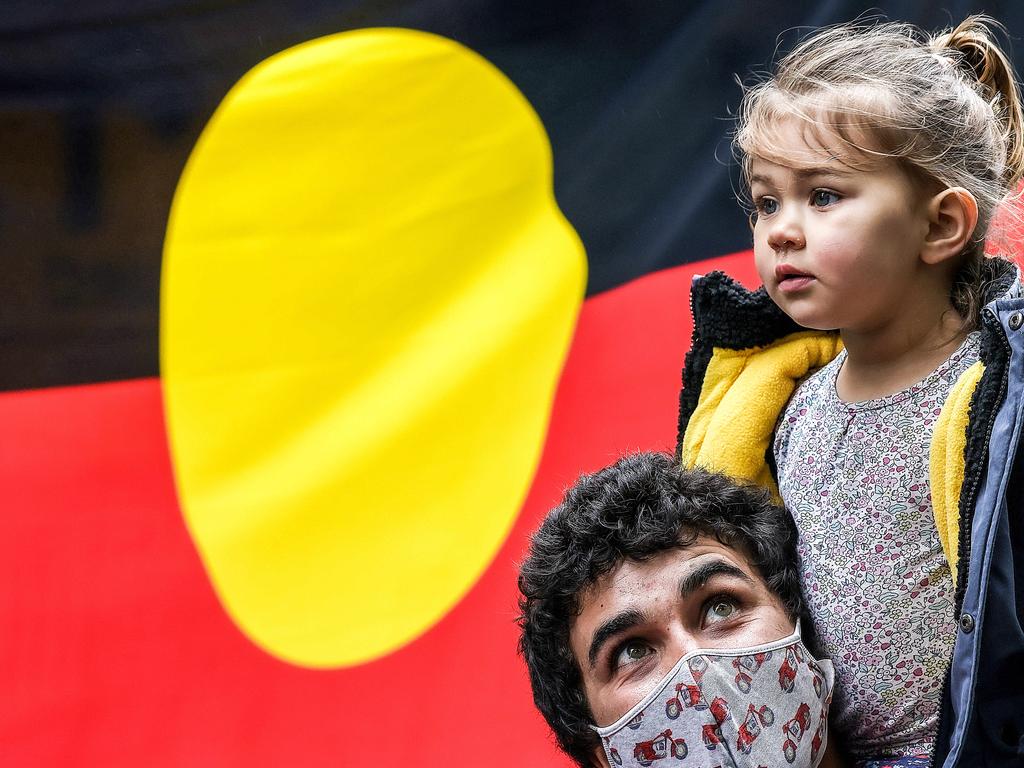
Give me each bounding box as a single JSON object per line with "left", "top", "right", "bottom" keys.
{"left": 568, "top": 536, "right": 792, "bottom": 741}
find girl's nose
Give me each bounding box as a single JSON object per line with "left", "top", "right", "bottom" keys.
{"left": 766, "top": 210, "right": 805, "bottom": 251}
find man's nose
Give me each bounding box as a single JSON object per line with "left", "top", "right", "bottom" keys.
{"left": 667, "top": 627, "right": 705, "bottom": 661}
{"left": 766, "top": 207, "right": 805, "bottom": 251}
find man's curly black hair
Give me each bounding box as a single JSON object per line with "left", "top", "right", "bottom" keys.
{"left": 516, "top": 451, "right": 803, "bottom": 766}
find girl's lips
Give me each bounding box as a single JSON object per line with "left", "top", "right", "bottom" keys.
{"left": 777, "top": 274, "right": 815, "bottom": 293}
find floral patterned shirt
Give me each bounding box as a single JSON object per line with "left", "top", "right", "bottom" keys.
{"left": 774, "top": 333, "right": 980, "bottom": 761}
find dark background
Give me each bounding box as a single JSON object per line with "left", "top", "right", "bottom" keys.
{"left": 3, "top": 1, "right": 1021, "bottom": 390}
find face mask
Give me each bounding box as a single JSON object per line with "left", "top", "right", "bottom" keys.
{"left": 592, "top": 624, "right": 834, "bottom": 768}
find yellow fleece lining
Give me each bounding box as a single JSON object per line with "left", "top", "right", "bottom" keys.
{"left": 682, "top": 330, "right": 977, "bottom": 582}
{"left": 930, "top": 360, "right": 984, "bottom": 586}
{"left": 681, "top": 331, "right": 842, "bottom": 500}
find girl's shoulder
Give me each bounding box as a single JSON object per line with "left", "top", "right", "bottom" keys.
{"left": 773, "top": 353, "right": 846, "bottom": 459}
{"left": 783, "top": 352, "right": 845, "bottom": 413}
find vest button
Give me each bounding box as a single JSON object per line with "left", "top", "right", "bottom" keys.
{"left": 959, "top": 612, "right": 975, "bottom": 633}
{"left": 1009, "top": 311, "right": 1024, "bottom": 331}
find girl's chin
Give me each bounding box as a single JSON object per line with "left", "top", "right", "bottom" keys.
{"left": 793, "top": 317, "right": 841, "bottom": 331}
{"left": 768, "top": 297, "right": 839, "bottom": 331}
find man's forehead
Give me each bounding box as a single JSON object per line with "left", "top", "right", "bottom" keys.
{"left": 576, "top": 539, "right": 758, "bottom": 610}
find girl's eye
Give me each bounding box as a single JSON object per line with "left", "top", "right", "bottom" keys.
{"left": 613, "top": 640, "right": 654, "bottom": 669}
{"left": 703, "top": 596, "right": 739, "bottom": 625}
{"left": 812, "top": 189, "right": 841, "bottom": 207}
{"left": 754, "top": 197, "right": 778, "bottom": 216}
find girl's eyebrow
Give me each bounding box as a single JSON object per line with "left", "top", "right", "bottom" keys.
{"left": 793, "top": 166, "right": 851, "bottom": 179}
{"left": 750, "top": 167, "right": 851, "bottom": 187}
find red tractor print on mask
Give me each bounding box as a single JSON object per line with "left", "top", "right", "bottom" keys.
{"left": 603, "top": 737, "right": 623, "bottom": 766}
{"left": 778, "top": 647, "right": 800, "bottom": 692}
{"left": 732, "top": 651, "right": 773, "bottom": 693}
{"left": 665, "top": 682, "right": 704, "bottom": 718}
{"left": 700, "top": 697, "right": 731, "bottom": 750}
{"left": 782, "top": 702, "right": 812, "bottom": 763}
{"left": 633, "top": 729, "right": 688, "bottom": 766}
{"left": 708, "top": 696, "right": 729, "bottom": 725}
{"left": 688, "top": 655, "right": 710, "bottom": 684}
{"left": 810, "top": 710, "right": 827, "bottom": 763}
{"left": 808, "top": 660, "right": 826, "bottom": 698}
{"left": 736, "top": 702, "right": 775, "bottom": 754}
{"left": 702, "top": 723, "right": 724, "bottom": 750}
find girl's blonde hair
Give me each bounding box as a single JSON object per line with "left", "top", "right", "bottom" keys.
{"left": 736, "top": 15, "right": 1024, "bottom": 322}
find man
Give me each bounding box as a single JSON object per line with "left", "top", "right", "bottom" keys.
{"left": 518, "top": 451, "right": 840, "bottom": 767}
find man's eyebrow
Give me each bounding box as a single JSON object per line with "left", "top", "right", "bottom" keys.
{"left": 585, "top": 561, "right": 756, "bottom": 669}
{"left": 587, "top": 608, "right": 645, "bottom": 670}
{"left": 677, "top": 559, "right": 755, "bottom": 599}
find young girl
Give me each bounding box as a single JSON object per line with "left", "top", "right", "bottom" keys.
{"left": 677, "top": 16, "right": 1024, "bottom": 768}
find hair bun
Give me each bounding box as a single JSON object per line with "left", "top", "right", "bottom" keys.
{"left": 931, "top": 15, "right": 1024, "bottom": 188}
{"left": 931, "top": 16, "right": 1006, "bottom": 99}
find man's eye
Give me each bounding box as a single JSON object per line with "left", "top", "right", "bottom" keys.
{"left": 812, "top": 189, "right": 840, "bottom": 207}
{"left": 754, "top": 197, "right": 778, "bottom": 216}
{"left": 703, "top": 596, "right": 739, "bottom": 624}
{"left": 613, "top": 640, "right": 653, "bottom": 669}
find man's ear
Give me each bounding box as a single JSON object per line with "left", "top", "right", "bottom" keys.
{"left": 921, "top": 187, "right": 979, "bottom": 266}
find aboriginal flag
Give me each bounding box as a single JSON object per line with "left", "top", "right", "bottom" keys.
{"left": 3, "top": 3, "right": 1022, "bottom": 766}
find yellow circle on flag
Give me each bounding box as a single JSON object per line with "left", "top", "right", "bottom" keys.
{"left": 161, "top": 29, "right": 585, "bottom": 667}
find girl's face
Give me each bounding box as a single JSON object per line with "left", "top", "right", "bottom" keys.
{"left": 749, "top": 118, "right": 933, "bottom": 333}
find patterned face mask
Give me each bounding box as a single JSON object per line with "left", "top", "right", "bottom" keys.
{"left": 591, "top": 625, "right": 834, "bottom": 767}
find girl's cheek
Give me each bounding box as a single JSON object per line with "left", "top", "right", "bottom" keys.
{"left": 813, "top": 238, "right": 857, "bottom": 269}
{"left": 753, "top": 245, "right": 775, "bottom": 282}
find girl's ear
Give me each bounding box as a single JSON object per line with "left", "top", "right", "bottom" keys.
{"left": 591, "top": 744, "right": 610, "bottom": 767}
{"left": 921, "top": 187, "right": 979, "bottom": 265}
